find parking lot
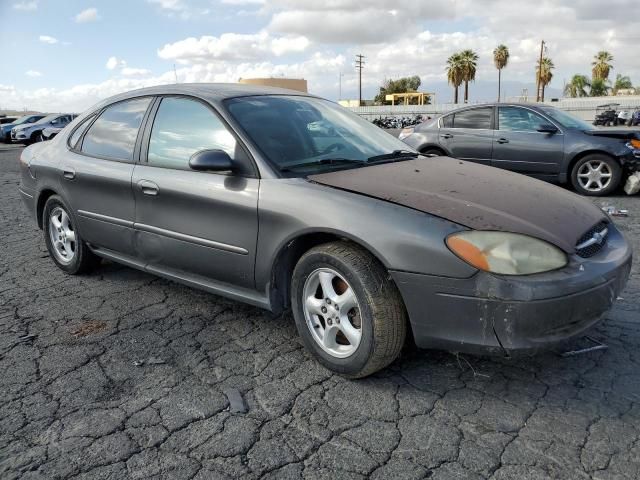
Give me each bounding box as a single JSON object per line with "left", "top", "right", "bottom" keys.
{"left": 1, "top": 145, "right": 639, "bottom": 479}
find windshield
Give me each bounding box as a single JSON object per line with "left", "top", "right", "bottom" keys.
{"left": 35, "top": 114, "right": 61, "bottom": 125}
{"left": 12, "top": 115, "right": 36, "bottom": 126}
{"left": 225, "top": 95, "right": 417, "bottom": 174}
{"left": 538, "top": 106, "right": 593, "bottom": 131}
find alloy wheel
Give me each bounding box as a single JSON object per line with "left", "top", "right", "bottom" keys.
{"left": 48, "top": 206, "right": 76, "bottom": 264}
{"left": 302, "top": 268, "right": 362, "bottom": 358}
{"left": 577, "top": 160, "right": 612, "bottom": 192}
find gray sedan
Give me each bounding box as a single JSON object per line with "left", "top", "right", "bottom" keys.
{"left": 399, "top": 103, "right": 640, "bottom": 196}
{"left": 18, "top": 85, "right": 632, "bottom": 377}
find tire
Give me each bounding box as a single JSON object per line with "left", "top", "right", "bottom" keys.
{"left": 421, "top": 147, "right": 445, "bottom": 157}
{"left": 37, "top": 132, "right": 45, "bottom": 142}
{"left": 43, "top": 195, "right": 100, "bottom": 274}
{"left": 570, "top": 154, "right": 622, "bottom": 196}
{"left": 291, "top": 241, "right": 407, "bottom": 378}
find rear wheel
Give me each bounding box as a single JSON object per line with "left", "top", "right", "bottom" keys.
{"left": 571, "top": 154, "right": 622, "bottom": 196}
{"left": 291, "top": 242, "right": 407, "bottom": 378}
{"left": 43, "top": 195, "right": 100, "bottom": 274}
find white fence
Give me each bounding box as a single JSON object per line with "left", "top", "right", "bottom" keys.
{"left": 348, "top": 95, "right": 640, "bottom": 122}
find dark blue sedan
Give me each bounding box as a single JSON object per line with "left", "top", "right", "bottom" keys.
{"left": 400, "top": 103, "right": 640, "bottom": 196}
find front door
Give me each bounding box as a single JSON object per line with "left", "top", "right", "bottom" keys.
{"left": 132, "top": 96, "right": 259, "bottom": 289}
{"left": 491, "top": 106, "right": 564, "bottom": 176}
{"left": 438, "top": 106, "right": 494, "bottom": 165}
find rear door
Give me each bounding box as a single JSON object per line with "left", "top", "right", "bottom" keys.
{"left": 132, "top": 96, "right": 259, "bottom": 289}
{"left": 438, "top": 106, "right": 494, "bottom": 165}
{"left": 60, "top": 97, "right": 153, "bottom": 256}
{"left": 491, "top": 106, "right": 564, "bottom": 176}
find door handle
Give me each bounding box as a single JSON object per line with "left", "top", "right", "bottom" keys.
{"left": 62, "top": 167, "right": 76, "bottom": 180}
{"left": 138, "top": 180, "right": 159, "bottom": 196}
{"left": 496, "top": 138, "right": 509, "bottom": 144}
{"left": 440, "top": 133, "right": 453, "bottom": 139}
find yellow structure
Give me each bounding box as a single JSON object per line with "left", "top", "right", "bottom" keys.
{"left": 385, "top": 92, "right": 433, "bottom": 105}
{"left": 238, "top": 77, "right": 308, "bottom": 93}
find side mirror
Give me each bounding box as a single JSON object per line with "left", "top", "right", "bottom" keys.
{"left": 189, "top": 149, "right": 234, "bottom": 172}
{"left": 537, "top": 124, "right": 558, "bottom": 134}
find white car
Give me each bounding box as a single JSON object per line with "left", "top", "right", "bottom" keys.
{"left": 11, "top": 113, "right": 76, "bottom": 144}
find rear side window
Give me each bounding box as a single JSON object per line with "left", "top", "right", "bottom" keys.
{"left": 451, "top": 107, "right": 492, "bottom": 129}
{"left": 147, "top": 97, "right": 237, "bottom": 170}
{"left": 68, "top": 114, "right": 96, "bottom": 149}
{"left": 81, "top": 97, "right": 151, "bottom": 161}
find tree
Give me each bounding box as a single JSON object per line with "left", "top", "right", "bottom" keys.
{"left": 459, "top": 49, "right": 479, "bottom": 103}
{"left": 592, "top": 51, "right": 613, "bottom": 81}
{"left": 564, "top": 74, "right": 590, "bottom": 98}
{"left": 493, "top": 45, "right": 509, "bottom": 101}
{"left": 612, "top": 73, "right": 633, "bottom": 95}
{"left": 374, "top": 75, "right": 422, "bottom": 105}
{"left": 535, "top": 57, "right": 554, "bottom": 102}
{"left": 446, "top": 53, "right": 464, "bottom": 104}
{"left": 590, "top": 78, "right": 611, "bottom": 97}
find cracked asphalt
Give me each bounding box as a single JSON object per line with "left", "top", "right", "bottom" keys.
{"left": 1, "top": 145, "right": 639, "bottom": 480}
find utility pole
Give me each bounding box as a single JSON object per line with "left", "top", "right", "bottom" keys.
{"left": 355, "top": 54, "right": 365, "bottom": 106}
{"left": 338, "top": 72, "right": 344, "bottom": 101}
{"left": 536, "top": 40, "right": 545, "bottom": 102}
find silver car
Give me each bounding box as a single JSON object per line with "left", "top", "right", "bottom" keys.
{"left": 19, "top": 85, "right": 632, "bottom": 377}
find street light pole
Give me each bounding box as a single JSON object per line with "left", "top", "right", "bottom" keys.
{"left": 338, "top": 72, "right": 344, "bottom": 101}
{"left": 355, "top": 54, "right": 365, "bottom": 106}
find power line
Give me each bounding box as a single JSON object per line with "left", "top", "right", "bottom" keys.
{"left": 355, "top": 54, "right": 365, "bottom": 106}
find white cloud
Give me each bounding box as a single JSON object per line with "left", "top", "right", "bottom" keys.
{"left": 106, "top": 57, "right": 127, "bottom": 70}
{"left": 13, "top": 1, "right": 37, "bottom": 11}
{"left": 25, "top": 70, "right": 42, "bottom": 77}
{"left": 121, "top": 67, "right": 152, "bottom": 77}
{"left": 75, "top": 8, "right": 100, "bottom": 23}
{"left": 158, "top": 31, "right": 310, "bottom": 64}
{"left": 221, "top": 0, "right": 265, "bottom": 4}
{"left": 39, "top": 35, "right": 58, "bottom": 45}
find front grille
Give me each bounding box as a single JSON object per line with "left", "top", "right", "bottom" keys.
{"left": 575, "top": 221, "right": 609, "bottom": 258}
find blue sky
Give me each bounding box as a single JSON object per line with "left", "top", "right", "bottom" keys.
{"left": 1, "top": 0, "right": 637, "bottom": 111}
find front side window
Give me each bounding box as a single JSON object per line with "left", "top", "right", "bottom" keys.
{"left": 225, "top": 95, "right": 416, "bottom": 175}
{"left": 498, "top": 107, "right": 548, "bottom": 132}
{"left": 147, "top": 97, "right": 237, "bottom": 170}
{"left": 81, "top": 97, "right": 151, "bottom": 161}
{"left": 451, "top": 107, "right": 492, "bottom": 129}
{"left": 441, "top": 114, "right": 453, "bottom": 128}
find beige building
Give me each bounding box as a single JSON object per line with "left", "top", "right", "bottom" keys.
{"left": 238, "top": 77, "right": 307, "bottom": 92}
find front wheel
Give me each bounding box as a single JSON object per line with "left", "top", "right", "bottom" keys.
{"left": 43, "top": 195, "right": 100, "bottom": 274}
{"left": 291, "top": 242, "right": 407, "bottom": 378}
{"left": 570, "top": 154, "right": 622, "bottom": 196}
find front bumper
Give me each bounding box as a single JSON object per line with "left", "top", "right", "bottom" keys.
{"left": 391, "top": 227, "right": 632, "bottom": 355}
{"left": 11, "top": 130, "right": 29, "bottom": 141}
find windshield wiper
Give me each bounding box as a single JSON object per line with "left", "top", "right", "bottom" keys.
{"left": 280, "top": 158, "right": 364, "bottom": 172}
{"left": 366, "top": 150, "right": 419, "bottom": 163}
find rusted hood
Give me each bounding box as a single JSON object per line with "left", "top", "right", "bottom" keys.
{"left": 308, "top": 157, "right": 607, "bottom": 253}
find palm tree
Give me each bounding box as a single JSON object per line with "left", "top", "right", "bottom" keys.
{"left": 612, "top": 73, "right": 633, "bottom": 95}
{"left": 535, "top": 57, "right": 554, "bottom": 102}
{"left": 493, "top": 45, "right": 509, "bottom": 101}
{"left": 564, "top": 74, "right": 590, "bottom": 98}
{"left": 590, "top": 78, "right": 611, "bottom": 97}
{"left": 592, "top": 51, "right": 613, "bottom": 81}
{"left": 459, "top": 49, "right": 479, "bottom": 103}
{"left": 446, "top": 53, "right": 464, "bottom": 104}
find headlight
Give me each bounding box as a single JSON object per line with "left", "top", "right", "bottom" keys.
{"left": 398, "top": 127, "right": 414, "bottom": 140}
{"left": 446, "top": 231, "right": 567, "bottom": 275}
{"left": 626, "top": 139, "right": 640, "bottom": 151}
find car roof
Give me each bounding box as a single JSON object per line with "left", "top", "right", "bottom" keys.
{"left": 91, "top": 83, "right": 313, "bottom": 111}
